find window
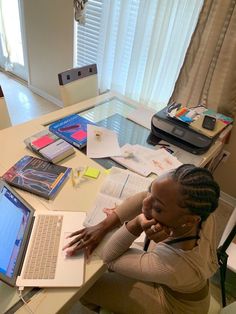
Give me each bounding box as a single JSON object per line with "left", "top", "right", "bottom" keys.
{"left": 0, "top": 0, "right": 27, "bottom": 79}
{"left": 75, "top": 0, "right": 203, "bottom": 110}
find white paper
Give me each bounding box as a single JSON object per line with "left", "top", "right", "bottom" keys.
{"left": 111, "top": 144, "right": 151, "bottom": 177}
{"left": 111, "top": 144, "right": 182, "bottom": 177}
{"left": 84, "top": 167, "right": 153, "bottom": 227}
{"left": 86, "top": 125, "right": 121, "bottom": 158}
{"left": 127, "top": 106, "right": 156, "bottom": 130}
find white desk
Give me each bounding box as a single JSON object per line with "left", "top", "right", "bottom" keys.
{"left": 0, "top": 92, "right": 225, "bottom": 314}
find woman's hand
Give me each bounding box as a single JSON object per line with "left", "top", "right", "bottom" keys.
{"left": 62, "top": 223, "right": 106, "bottom": 258}
{"left": 138, "top": 214, "right": 172, "bottom": 243}
{"left": 63, "top": 211, "right": 121, "bottom": 258}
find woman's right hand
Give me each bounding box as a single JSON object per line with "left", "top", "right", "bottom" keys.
{"left": 63, "top": 210, "right": 121, "bottom": 258}
{"left": 63, "top": 222, "right": 107, "bottom": 258}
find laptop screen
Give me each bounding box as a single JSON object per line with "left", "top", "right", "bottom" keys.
{"left": 0, "top": 182, "right": 34, "bottom": 286}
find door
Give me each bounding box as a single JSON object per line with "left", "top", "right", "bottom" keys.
{"left": 0, "top": 0, "right": 27, "bottom": 80}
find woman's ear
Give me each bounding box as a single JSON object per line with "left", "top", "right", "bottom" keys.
{"left": 182, "top": 214, "right": 201, "bottom": 227}
{"left": 186, "top": 215, "right": 201, "bottom": 225}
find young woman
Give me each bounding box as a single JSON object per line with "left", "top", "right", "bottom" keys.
{"left": 64, "top": 164, "right": 220, "bottom": 314}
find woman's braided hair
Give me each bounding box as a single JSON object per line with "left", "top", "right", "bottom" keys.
{"left": 171, "top": 164, "right": 220, "bottom": 221}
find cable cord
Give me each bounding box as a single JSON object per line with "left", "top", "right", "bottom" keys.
{"left": 17, "top": 289, "right": 35, "bottom": 314}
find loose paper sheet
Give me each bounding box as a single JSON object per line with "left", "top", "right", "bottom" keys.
{"left": 111, "top": 144, "right": 182, "bottom": 176}
{"left": 87, "top": 125, "right": 121, "bottom": 158}
{"left": 127, "top": 106, "right": 156, "bottom": 130}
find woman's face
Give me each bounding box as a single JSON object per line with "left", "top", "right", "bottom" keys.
{"left": 142, "top": 175, "right": 189, "bottom": 228}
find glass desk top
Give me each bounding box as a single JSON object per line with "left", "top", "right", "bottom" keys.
{"left": 79, "top": 97, "right": 154, "bottom": 169}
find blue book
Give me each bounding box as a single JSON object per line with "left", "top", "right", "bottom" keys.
{"left": 49, "top": 114, "right": 95, "bottom": 149}
{"left": 2, "top": 156, "right": 71, "bottom": 199}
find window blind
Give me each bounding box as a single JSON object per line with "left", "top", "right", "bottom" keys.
{"left": 74, "top": 0, "right": 203, "bottom": 109}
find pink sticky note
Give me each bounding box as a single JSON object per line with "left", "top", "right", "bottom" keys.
{"left": 32, "top": 135, "right": 54, "bottom": 149}
{"left": 71, "top": 130, "right": 87, "bottom": 141}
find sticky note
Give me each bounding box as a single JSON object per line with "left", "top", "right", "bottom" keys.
{"left": 83, "top": 167, "right": 100, "bottom": 179}
{"left": 32, "top": 135, "right": 54, "bottom": 149}
{"left": 71, "top": 130, "right": 87, "bottom": 141}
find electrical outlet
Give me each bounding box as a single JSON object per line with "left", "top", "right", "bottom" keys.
{"left": 222, "top": 150, "right": 231, "bottom": 163}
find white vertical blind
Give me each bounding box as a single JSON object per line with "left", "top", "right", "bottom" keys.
{"left": 75, "top": 0, "right": 203, "bottom": 110}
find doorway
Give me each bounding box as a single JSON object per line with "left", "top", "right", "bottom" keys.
{"left": 0, "top": 0, "right": 27, "bottom": 80}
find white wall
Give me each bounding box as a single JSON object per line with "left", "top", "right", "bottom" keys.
{"left": 22, "top": 0, "right": 74, "bottom": 105}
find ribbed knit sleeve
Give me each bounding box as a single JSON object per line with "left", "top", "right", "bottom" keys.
{"left": 102, "top": 224, "right": 207, "bottom": 290}
{"left": 114, "top": 191, "right": 148, "bottom": 224}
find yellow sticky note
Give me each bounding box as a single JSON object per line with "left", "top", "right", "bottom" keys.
{"left": 83, "top": 167, "right": 100, "bottom": 179}
{"left": 104, "top": 169, "right": 111, "bottom": 175}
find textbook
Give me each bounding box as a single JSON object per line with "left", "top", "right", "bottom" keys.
{"left": 84, "top": 167, "right": 153, "bottom": 227}
{"left": 49, "top": 114, "right": 95, "bottom": 149}
{"left": 2, "top": 155, "right": 71, "bottom": 199}
{"left": 24, "top": 130, "right": 75, "bottom": 163}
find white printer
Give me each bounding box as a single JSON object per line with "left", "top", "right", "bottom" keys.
{"left": 147, "top": 106, "right": 215, "bottom": 155}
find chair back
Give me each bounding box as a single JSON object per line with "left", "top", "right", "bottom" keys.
{"left": 0, "top": 86, "right": 11, "bottom": 129}
{"left": 58, "top": 64, "right": 98, "bottom": 106}
{"left": 219, "top": 207, "right": 236, "bottom": 249}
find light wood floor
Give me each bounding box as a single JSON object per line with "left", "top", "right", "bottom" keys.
{"left": 0, "top": 70, "right": 59, "bottom": 125}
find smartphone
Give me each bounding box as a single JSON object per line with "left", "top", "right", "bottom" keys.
{"left": 202, "top": 115, "right": 216, "bottom": 130}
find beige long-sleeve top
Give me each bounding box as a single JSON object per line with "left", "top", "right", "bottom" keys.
{"left": 102, "top": 192, "right": 219, "bottom": 313}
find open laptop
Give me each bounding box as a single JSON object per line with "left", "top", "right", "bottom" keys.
{"left": 0, "top": 179, "right": 86, "bottom": 288}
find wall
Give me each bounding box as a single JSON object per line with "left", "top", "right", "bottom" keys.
{"left": 214, "top": 125, "right": 236, "bottom": 199}
{"left": 22, "top": 0, "right": 74, "bottom": 105}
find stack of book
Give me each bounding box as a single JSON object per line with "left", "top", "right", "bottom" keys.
{"left": 24, "top": 130, "right": 75, "bottom": 163}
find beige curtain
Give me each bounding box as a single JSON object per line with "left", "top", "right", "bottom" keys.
{"left": 170, "top": 0, "right": 236, "bottom": 118}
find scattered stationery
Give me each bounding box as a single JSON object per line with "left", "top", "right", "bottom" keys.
{"left": 86, "top": 125, "right": 121, "bottom": 158}
{"left": 70, "top": 166, "right": 100, "bottom": 187}
{"left": 2, "top": 155, "right": 71, "bottom": 199}
{"left": 49, "top": 114, "right": 95, "bottom": 149}
{"left": 127, "top": 106, "right": 156, "bottom": 130}
{"left": 84, "top": 167, "right": 153, "bottom": 227}
{"left": 111, "top": 144, "right": 182, "bottom": 177}
{"left": 24, "top": 129, "right": 75, "bottom": 163}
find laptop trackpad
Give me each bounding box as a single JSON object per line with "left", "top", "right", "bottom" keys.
{"left": 62, "top": 232, "right": 84, "bottom": 259}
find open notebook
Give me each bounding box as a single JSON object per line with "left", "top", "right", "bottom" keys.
{"left": 0, "top": 179, "right": 85, "bottom": 288}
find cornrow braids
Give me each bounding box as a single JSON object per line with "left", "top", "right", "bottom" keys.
{"left": 171, "top": 164, "right": 220, "bottom": 221}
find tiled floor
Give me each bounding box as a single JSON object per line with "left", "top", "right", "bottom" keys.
{"left": 1, "top": 70, "right": 235, "bottom": 314}
{"left": 0, "top": 70, "right": 59, "bottom": 125}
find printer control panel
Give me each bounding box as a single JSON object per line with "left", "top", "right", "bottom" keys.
{"left": 152, "top": 116, "right": 212, "bottom": 148}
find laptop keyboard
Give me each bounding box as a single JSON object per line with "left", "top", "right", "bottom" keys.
{"left": 23, "top": 215, "right": 63, "bottom": 280}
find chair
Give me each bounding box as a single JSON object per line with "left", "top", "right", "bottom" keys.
{"left": 0, "top": 86, "right": 11, "bottom": 129}
{"left": 58, "top": 64, "right": 98, "bottom": 107}
{"left": 217, "top": 208, "right": 236, "bottom": 307}
{"left": 220, "top": 301, "right": 236, "bottom": 313}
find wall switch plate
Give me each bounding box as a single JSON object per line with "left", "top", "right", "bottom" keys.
{"left": 222, "top": 150, "right": 231, "bottom": 163}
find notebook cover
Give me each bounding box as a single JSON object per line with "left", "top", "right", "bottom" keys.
{"left": 2, "top": 156, "right": 71, "bottom": 199}
{"left": 24, "top": 130, "right": 75, "bottom": 163}
{"left": 49, "top": 114, "right": 95, "bottom": 149}
{"left": 24, "top": 130, "right": 58, "bottom": 151}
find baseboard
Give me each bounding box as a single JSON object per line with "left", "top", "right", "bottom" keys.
{"left": 28, "top": 84, "right": 63, "bottom": 107}
{"left": 220, "top": 191, "right": 236, "bottom": 208}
